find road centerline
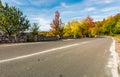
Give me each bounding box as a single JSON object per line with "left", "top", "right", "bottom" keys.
{"left": 0, "top": 41, "right": 89, "bottom": 63}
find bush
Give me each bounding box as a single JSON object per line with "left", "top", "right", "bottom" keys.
{"left": 27, "top": 35, "right": 34, "bottom": 42}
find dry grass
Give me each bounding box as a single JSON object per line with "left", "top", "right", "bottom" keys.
{"left": 114, "top": 35, "right": 120, "bottom": 57}
{"left": 115, "top": 35, "right": 120, "bottom": 43}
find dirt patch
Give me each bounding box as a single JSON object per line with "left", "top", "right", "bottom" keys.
{"left": 116, "top": 41, "right": 120, "bottom": 56}
{"left": 115, "top": 39, "right": 120, "bottom": 57}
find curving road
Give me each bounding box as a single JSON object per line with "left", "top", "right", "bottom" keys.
{"left": 0, "top": 37, "right": 118, "bottom": 77}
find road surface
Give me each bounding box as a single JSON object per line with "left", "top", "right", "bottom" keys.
{"left": 0, "top": 37, "right": 119, "bottom": 77}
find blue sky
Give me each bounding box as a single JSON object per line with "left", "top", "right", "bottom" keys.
{"left": 1, "top": 0, "right": 120, "bottom": 31}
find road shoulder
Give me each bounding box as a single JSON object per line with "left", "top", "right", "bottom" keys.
{"left": 115, "top": 37, "right": 120, "bottom": 76}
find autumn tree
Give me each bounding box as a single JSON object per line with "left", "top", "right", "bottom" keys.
{"left": 50, "top": 10, "right": 63, "bottom": 37}
{"left": 62, "top": 13, "right": 120, "bottom": 38}
{"left": 63, "top": 19, "right": 85, "bottom": 38}
{"left": 85, "top": 16, "right": 95, "bottom": 37}
{"left": 63, "top": 22, "right": 72, "bottom": 36}
{"left": 91, "top": 21, "right": 103, "bottom": 36}
{"left": 70, "top": 20, "right": 81, "bottom": 37}
{"left": 63, "top": 17, "right": 95, "bottom": 38}
{"left": 79, "top": 19, "right": 89, "bottom": 37}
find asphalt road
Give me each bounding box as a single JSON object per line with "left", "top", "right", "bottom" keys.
{"left": 0, "top": 37, "right": 117, "bottom": 77}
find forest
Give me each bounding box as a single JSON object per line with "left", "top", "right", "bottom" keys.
{"left": 50, "top": 10, "right": 120, "bottom": 38}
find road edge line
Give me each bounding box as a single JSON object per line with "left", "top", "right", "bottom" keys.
{"left": 107, "top": 37, "right": 119, "bottom": 77}
{"left": 0, "top": 42, "right": 43, "bottom": 47}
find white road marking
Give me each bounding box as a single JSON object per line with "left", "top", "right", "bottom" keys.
{"left": 62, "top": 39, "right": 74, "bottom": 41}
{"left": 106, "top": 38, "right": 119, "bottom": 77}
{"left": 0, "top": 41, "right": 89, "bottom": 63}
{"left": 0, "top": 42, "right": 43, "bottom": 47}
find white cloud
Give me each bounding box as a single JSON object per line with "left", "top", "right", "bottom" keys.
{"left": 2, "top": 0, "right": 24, "bottom": 6}
{"left": 104, "top": 0, "right": 114, "bottom": 3}
{"left": 62, "top": 11, "right": 75, "bottom": 15}
{"left": 3, "top": 0, "right": 120, "bottom": 31}
{"left": 33, "top": 17, "right": 51, "bottom": 31}
{"left": 92, "top": 15, "right": 107, "bottom": 21}
{"left": 86, "top": 0, "right": 115, "bottom": 4}
{"left": 84, "top": 7, "right": 96, "bottom": 12}
{"left": 12, "top": 0, "right": 23, "bottom": 5}
{"left": 28, "top": 0, "right": 45, "bottom": 5}
{"left": 73, "top": 16, "right": 82, "bottom": 20}
{"left": 22, "top": 0, "right": 120, "bottom": 31}
{"left": 28, "top": 0, "right": 57, "bottom": 6}
{"left": 61, "top": 2, "right": 69, "bottom": 8}
{"left": 101, "top": 7, "right": 119, "bottom": 12}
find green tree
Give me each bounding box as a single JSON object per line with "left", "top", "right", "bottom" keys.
{"left": 27, "top": 23, "right": 39, "bottom": 42}
{"left": 58, "top": 18, "right": 64, "bottom": 38}
{"left": 114, "top": 20, "right": 120, "bottom": 34}
{"left": 30, "top": 23, "right": 39, "bottom": 35}
{"left": 102, "top": 16, "right": 116, "bottom": 35}
{"left": 0, "top": 2, "right": 30, "bottom": 37}
{"left": 0, "top": 0, "right": 2, "bottom": 8}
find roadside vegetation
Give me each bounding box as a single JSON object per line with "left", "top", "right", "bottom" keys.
{"left": 0, "top": 1, "right": 30, "bottom": 37}
{"left": 0, "top": 0, "right": 39, "bottom": 42}
{"left": 49, "top": 11, "right": 120, "bottom": 38}
{"left": 0, "top": 0, "right": 120, "bottom": 42}
{"left": 114, "top": 35, "right": 120, "bottom": 43}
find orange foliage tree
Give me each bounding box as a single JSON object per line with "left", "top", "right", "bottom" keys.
{"left": 49, "top": 10, "right": 63, "bottom": 36}
{"left": 85, "top": 16, "right": 95, "bottom": 37}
